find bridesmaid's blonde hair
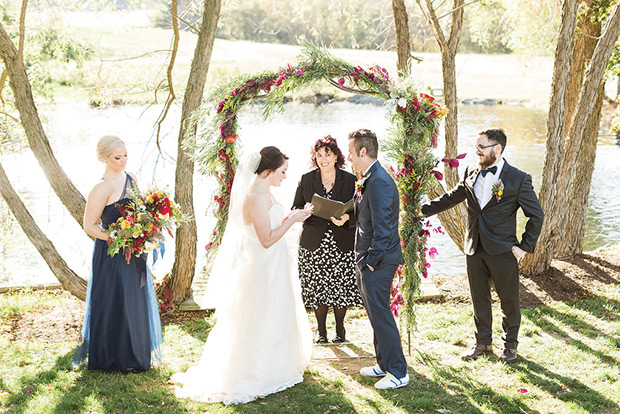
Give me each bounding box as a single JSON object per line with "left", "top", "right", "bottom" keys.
{"left": 96, "top": 135, "right": 125, "bottom": 162}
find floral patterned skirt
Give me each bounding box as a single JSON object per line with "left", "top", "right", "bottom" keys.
{"left": 298, "top": 229, "right": 363, "bottom": 309}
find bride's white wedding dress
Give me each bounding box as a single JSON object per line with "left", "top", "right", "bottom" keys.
{"left": 172, "top": 203, "right": 312, "bottom": 404}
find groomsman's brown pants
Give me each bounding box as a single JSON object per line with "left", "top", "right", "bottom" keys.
{"left": 466, "top": 243, "right": 520, "bottom": 350}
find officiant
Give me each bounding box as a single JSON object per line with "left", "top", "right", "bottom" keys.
{"left": 292, "top": 135, "right": 363, "bottom": 345}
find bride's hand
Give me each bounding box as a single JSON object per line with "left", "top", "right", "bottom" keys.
{"left": 284, "top": 209, "right": 312, "bottom": 223}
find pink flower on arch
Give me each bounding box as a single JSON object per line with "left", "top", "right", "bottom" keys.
{"left": 441, "top": 153, "right": 467, "bottom": 169}
{"left": 431, "top": 170, "right": 444, "bottom": 181}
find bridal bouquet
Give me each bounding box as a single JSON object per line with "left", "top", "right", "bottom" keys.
{"left": 106, "top": 188, "right": 188, "bottom": 263}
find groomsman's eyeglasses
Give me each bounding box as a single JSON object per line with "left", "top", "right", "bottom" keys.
{"left": 475, "top": 143, "right": 499, "bottom": 152}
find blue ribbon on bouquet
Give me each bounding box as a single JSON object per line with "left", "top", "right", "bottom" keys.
{"left": 136, "top": 242, "right": 166, "bottom": 287}
{"left": 152, "top": 242, "right": 166, "bottom": 265}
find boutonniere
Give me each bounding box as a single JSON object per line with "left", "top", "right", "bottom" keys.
{"left": 355, "top": 172, "right": 371, "bottom": 198}
{"left": 491, "top": 179, "right": 504, "bottom": 202}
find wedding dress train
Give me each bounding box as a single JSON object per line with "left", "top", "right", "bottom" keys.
{"left": 172, "top": 203, "right": 312, "bottom": 404}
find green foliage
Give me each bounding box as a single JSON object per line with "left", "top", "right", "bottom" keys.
{"left": 460, "top": 0, "right": 512, "bottom": 53}
{"left": 0, "top": 11, "right": 93, "bottom": 100}
{"left": 152, "top": 0, "right": 568, "bottom": 54}
{"left": 189, "top": 41, "right": 445, "bottom": 329}
{"left": 30, "top": 27, "right": 93, "bottom": 66}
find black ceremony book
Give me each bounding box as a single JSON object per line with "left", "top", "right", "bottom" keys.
{"left": 310, "top": 194, "right": 354, "bottom": 221}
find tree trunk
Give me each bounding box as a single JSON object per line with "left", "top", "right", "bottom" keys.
{"left": 520, "top": 0, "right": 578, "bottom": 274}
{"left": 392, "top": 0, "right": 412, "bottom": 77}
{"left": 557, "top": 84, "right": 604, "bottom": 257}
{"left": 556, "top": 2, "right": 603, "bottom": 257}
{"left": 522, "top": 0, "right": 620, "bottom": 275}
{"left": 169, "top": 0, "right": 222, "bottom": 302}
{"left": 416, "top": 0, "right": 467, "bottom": 252}
{"left": 0, "top": 23, "right": 86, "bottom": 227}
{"left": 0, "top": 161, "right": 87, "bottom": 299}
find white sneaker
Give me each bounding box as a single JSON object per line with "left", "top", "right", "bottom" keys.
{"left": 359, "top": 365, "right": 387, "bottom": 378}
{"left": 375, "top": 373, "right": 409, "bottom": 389}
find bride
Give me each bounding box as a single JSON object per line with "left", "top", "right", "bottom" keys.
{"left": 171, "top": 146, "right": 313, "bottom": 404}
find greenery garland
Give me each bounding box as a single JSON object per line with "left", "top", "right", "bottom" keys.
{"left": 189, "top": 41, "right": 447, "bottom": 329}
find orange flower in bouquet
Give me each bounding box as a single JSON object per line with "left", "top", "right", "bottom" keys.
{"left": 106, "top": 189, "right": 190, "bottom": 263}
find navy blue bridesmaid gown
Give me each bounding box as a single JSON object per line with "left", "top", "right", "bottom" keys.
{"left": 73, "top": 174, "right": 163, "bottom": 372}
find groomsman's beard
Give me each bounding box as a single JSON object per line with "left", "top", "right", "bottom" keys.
{"left": 478, "top": 151, "right": 497, "bottom": 169}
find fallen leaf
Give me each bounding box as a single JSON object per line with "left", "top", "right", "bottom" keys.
{"left": 316, "top": 393, "right": 327, "bottom": 397}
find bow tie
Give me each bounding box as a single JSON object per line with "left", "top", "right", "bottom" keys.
{"left": 480, "top": 165, "right": 497, "bottom": 177}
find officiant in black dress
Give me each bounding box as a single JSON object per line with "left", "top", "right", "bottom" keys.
{"left": 292, "top": 135, "right": 363, "bottom": 344}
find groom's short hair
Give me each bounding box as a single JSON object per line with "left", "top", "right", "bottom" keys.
{"left": 348, "top": 129, "right": 378, "bottom": 159}
{"left": 479, "top": 128, "right": 507, "bottom": 153}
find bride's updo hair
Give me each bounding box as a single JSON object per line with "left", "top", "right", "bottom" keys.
{"left": 97, "top": 135, "right": 125, "bottom": 162}
{"left": 255, "top": 146, "right": 289, "bottom": 175}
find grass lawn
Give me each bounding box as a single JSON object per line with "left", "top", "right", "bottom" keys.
{"left": 1, "top": 255, "right": 619, "bottom": 414}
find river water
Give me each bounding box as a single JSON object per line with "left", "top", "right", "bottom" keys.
{"left": 1, "top": 101, "right": 619, "bottom": 286}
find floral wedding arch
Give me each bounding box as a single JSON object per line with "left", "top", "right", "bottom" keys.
{"left": 189, "top": 42, "right": 447, "bottom": 329}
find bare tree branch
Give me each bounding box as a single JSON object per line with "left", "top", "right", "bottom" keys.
{"left": 0, "top": 110, "right": 20, "bottom": 123}
{"left": 154, "top": 0, "right": 180, "bottom": 155}
{"left": 0, "top": 69, "right": 7, "bottom": 104}
{"left": 18, "top": 0, "right": 28, "bottom": 62}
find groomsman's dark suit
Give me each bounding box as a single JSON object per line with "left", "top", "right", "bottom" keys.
{"left": 354, "top": 160, "right": 407, "bottom": 378}
{"left": 422, "top": 159, "right": 543, "bottom": 357}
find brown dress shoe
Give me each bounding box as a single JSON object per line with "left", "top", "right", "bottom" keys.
{"left": 461, "top": 344, "right": 493, "bottom": 361}
{"left": 500, "top": 348, "right": 518, "bottom": 364}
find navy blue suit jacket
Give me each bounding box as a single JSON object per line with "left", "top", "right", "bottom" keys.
{"left": 354, "top": 161, "right": 404, "bottom": 270}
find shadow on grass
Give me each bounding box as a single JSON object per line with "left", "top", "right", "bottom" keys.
{"left": 221, "top": 374, "right": 360, "bottom": 414}
{"left": 412, "top": 350, "right": 540, "bottom": 414}
{"left": 161, "top": 309, "right": 214, "bottom": 343}
{"left": 5, "top": 349, "right": 187, "bottom": 414}
{"left": 322, "top": 351, "right": 487, "bottom": 414}
{"left": 524, "top": 303, "right": 620, "bottom": 366}
{"left": 510, "top": 358, "right": 619, "bottom": 413}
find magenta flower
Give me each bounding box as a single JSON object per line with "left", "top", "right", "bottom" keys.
{"left": 338, "top": 78, "right": 345, "bottom": 87}
{"left": 431, "top": 170, "right": 444, "bottom": 181}
{"left": 428, "top": 247, "right": 438, "bottom": 259}
{"left": 216, "top": 99, "right": 227, "bottom": 114}
{"left": 441, "top": 154, "right": 466, "bottom": 169}
{"left": 517, "top": 388, "right": 528, "bottom": 394}
{"left": 442, "top": 157, "right": 459, "bottom": 168}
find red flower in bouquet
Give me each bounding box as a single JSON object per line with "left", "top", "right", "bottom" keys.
{"left": 106, "top": 188, "right": 190, "bottom": 263}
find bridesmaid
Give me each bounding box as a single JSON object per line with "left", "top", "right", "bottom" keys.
{"left": 73, "top": 135, "right": 162, "bottom": 372}
{"left": 292, "top": 135, "right": 363, "bottom": 344}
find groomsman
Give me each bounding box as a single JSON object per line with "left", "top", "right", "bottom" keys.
{"left": 422, "top": 128, "right": 544, "bottom": 364}
{"left": 347, "top": 129, "right": 408, "bottom": 389}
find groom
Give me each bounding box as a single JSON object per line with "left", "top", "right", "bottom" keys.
{"left": 347, "top": 129, "right": 408, "bottom": 389}
{"left": 422, "top": 128, "right": 544, "bottom": 364}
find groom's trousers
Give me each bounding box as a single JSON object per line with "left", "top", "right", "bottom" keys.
{"left": 466, "top": 243, "right": 521, "bottom": 349}
{"left": 357, "top": 263, "right": 408, "bottom": 378}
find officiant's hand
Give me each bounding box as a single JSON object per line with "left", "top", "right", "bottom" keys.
{"left": 331, "top": 214, "right": 349, "bottom": 226}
